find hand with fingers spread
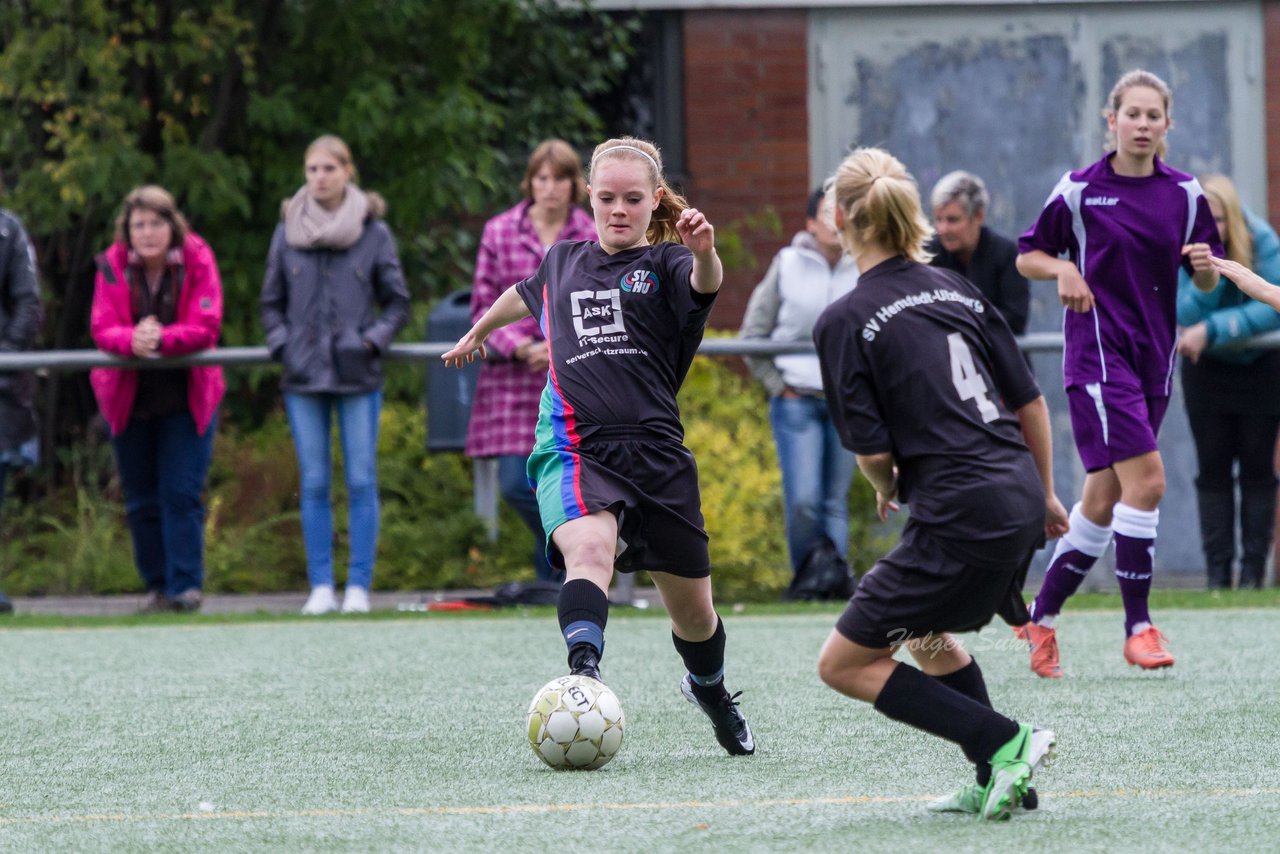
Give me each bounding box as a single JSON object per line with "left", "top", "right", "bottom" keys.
{"left": 1210, "top": 255, "right": 1280, "bottom": 312}
{"left": 441, "top": 327, "right": 489, "bottom": 368}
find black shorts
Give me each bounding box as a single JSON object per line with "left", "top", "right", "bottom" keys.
{"left": 835, "top": 518, "right": 1043, "bottom": 649}
{"left": 529, "top": 437, "right": 710, "bottom": 578}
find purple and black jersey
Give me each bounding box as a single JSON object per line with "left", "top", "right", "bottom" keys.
{"left": 1019, "top": 154, "right": 1223, "bottom": 395}
{"left": 814, "top": 258, "right": 1043, "bottom": 541}
{"left": 515, "top": 240, "right": 714, "bottom": 448}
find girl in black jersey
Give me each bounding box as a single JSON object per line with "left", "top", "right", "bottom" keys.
{"left": 443, "top": 137, "right": 754, "bottom": 757}
{"left": 812, "top": 148, "right": 1069, "bottom": 819}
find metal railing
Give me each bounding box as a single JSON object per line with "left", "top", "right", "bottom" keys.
{"left": 4, "top": 328, "right": 1280, "bottom": 372}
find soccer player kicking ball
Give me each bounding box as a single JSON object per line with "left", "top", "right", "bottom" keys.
{"left": 443, "top": 137, "right": 754, "bottom": 757}
{"left": 1016, "top": 69, "right": 1222, "bottom": 676}
{"left": 812, "top": 147, "right": 1069, "bottom": 819}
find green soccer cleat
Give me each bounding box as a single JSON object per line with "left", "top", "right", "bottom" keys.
{"left": 980, "top": 725, "right": 1056, "bottom": 821}
{"left": 928, "top": 783, "right": 984, "bottom": 814}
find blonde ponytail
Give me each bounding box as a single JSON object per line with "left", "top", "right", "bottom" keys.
{"left": 830, "top": 147, "right": 932, "bottom": 262}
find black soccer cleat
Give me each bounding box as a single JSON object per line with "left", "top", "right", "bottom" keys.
{"left": 680, "top": 674, "right": 755, "bottom": 756}
{"left": 568, "top": 643, "right": 603, "bottom": 684}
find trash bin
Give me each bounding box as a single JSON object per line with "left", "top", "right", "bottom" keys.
{"left": 425, "top": 289, "right": 480, "bottom": 451}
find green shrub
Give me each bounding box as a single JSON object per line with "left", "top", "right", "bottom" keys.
{"left": 0, "top": 361, "right": 888, "bottom": 600}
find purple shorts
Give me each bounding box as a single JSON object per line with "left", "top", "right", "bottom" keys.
{"left": 1066, "top": 383, "right": 1170, "bottom": 472}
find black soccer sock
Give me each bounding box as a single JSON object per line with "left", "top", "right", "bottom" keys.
{"left": 874, "top": 662, "right": 1018, "bottom": 767}
{"left": 558, "top": 578, "right": 609, "bottom": 657}
{"left": 934, "top": 658, "right": 994, "bottom": 785}
{"left": 672, "top": 617, "right": 727, "bottom": 700}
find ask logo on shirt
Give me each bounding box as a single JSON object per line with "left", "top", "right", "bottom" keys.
{"left": 570, "top": 289, "right": 626, "bottom": 341}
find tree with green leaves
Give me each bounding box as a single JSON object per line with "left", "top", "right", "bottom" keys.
{"left": 0, "top": 0, "right": 632, "bottom": 462}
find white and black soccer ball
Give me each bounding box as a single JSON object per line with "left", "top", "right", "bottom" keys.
{"left": 526, "top": 674, "right": 625, "bottom": 770}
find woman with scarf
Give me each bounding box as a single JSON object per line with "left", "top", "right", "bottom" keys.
{"left": 261, "top": 135, "right": 410, "bottom": 615}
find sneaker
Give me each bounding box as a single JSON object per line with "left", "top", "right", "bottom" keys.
{"left": 1014, "top": 622, "right": 1063, "bottom": 678}
{"left": 927, "top": 783, "right": 984, "bottom": 814}
{"left": 139, "top": 590, "right": 173, "bottom": 614}
{"left": 1124, "top": 625, "right": 1174, "bottom": 669}
{"left": 171, "top": 589, "right": 203, "bottom": 613}
{"left": 568, "top": 643, "right": 602, "bottom": 683}
{"left": 680, "top": 674, "right": 755, "bottom": 756}
{"left": 301, "top": 585, "right": 337, "bottom": 615}
{"left": 341, "top": 586, "right": 370, "bottom": 614}
{"left": 928, "top": 783, "right": 1039, "bottom": 815}
{"left": 980, "top": 725, "right": 1056, "bottom": 821}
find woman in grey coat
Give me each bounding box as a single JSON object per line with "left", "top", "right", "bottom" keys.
{"left": 261, "top": 135, "right": 410, "bottom": 615}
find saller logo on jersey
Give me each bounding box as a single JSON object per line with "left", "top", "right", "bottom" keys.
{"left": 620, "top": 269, "right": 659, "bottom": 295}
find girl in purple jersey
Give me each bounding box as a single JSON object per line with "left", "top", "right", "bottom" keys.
{"left": 1016, "top": 70, "right": 1222, "bottom": 676}
{"left": 443, "top": 137, "right": 754, "bottom": 757}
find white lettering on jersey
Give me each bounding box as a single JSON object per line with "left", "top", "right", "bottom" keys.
{"left": 570, "top": 289, "right": 626, "bottom": 340}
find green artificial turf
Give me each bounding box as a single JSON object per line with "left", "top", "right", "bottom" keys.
{"left": 1, "top": 608, "right": 1278, "bottom": 852}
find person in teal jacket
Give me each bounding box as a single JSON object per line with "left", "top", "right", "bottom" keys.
{"left": 1177, "top": 174, "right": 1280, "bottom": 589}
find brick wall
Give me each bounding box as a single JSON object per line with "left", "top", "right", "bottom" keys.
{"left": 682, "top": 9, "right": 810, "bottom": 329}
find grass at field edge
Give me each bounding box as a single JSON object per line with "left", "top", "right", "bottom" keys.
{"left": 0, "top": 587, "right": 1276, "bottom": 630}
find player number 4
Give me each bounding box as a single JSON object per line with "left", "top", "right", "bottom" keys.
{"left": 947, "top": 333, "right": 999, "bottom": 423}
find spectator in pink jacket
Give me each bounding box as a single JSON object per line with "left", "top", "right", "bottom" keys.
{"left": 90, "top": 185, "right": 225, "bottom": 614}
{"left": 466, "top": 139, "right": 596, "bottom": 583}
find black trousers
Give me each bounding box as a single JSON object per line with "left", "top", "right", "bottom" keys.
{"left": 1187, "top": 406, "right": 1280, "bottom": 588}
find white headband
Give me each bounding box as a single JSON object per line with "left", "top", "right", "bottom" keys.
{"left": 591, "top": 145, "right": 660, "bottom": 174}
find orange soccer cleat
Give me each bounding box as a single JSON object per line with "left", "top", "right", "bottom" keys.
{"left": 1124, "top": 626, "right": 1175, "bottom": 669}
{"left": 1014, "top": 622, "right": 1063, "bottom": 679}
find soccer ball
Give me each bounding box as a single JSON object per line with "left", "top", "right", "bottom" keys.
{"left": 526, "top": 674, "right": 625, "bottom": 770}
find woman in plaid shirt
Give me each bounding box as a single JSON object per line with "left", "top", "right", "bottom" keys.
{"left": 466, "top": 140, "right": 596, "bottom": 582}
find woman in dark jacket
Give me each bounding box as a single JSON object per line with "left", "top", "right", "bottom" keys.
{"left": 261, "top": 135, "right": 410, "bottom": 615}
{"left": 0, "top": 206, "right": 41, "bottom": 521}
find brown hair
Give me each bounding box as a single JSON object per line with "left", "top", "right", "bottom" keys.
{"left": 589, "top": 136, "right": 688, "bottom": 245}
{"left": 113, "top": 185, "right": 189, "bottom": 248}
{"left": 521, "top": 139, "right": 587, "bottom": 204}
{"left": 830, "top": 147, "right": 932, "bottom": 263}
{"left": 1105, "top": 69, "right": 1173, "bottom": 159}
{"left": 1200, "top": 174, "right": 1253, "bottom": 268}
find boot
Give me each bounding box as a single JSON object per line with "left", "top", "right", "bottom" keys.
{"left": 1197, "top": 490, "right": 1235, "bottom": 590}
{"left": 1239, "top": 487, "right": 1277, "bottom": 589}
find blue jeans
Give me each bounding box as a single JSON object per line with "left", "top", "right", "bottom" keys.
{"left": 496, "top": 454, "right": 558, "bottom": 583}
{"left": 112, "top": 412, "right": 217, "bottom": 597}
{"left": 769, "top": 395, "right": 856, "bottom": 575}
{"left": 285, "top": 391, "right": 381, "bottom": 589}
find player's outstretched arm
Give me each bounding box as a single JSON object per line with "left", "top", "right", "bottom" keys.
{"left": 1014, "top": 395, "right": 1069, "bottom": 539}
{"left": 855, "top": 452, "right": 900, "bottom": 522}
{"left": 442, "top": 286, "right": 532, "bottom": 367}
{"left": 677, "top": 207, "right": 723, "bottom": 294}
{"left": 1016, "top": 249, "right": 1094, "bottom": 314}
{"left": 1210, "top": 256, "right": 1280, "bottom": 312}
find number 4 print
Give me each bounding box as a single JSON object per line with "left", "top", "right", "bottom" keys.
{"left": 947, "top": 333, "right": 999, "bottom": 423}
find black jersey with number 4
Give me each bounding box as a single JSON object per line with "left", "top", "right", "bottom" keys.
{"left": 515, "top": 240, "right": 714, "bottom": 446}
{"left": 814, "top": 257, "right": 1044, "bottom": 540}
